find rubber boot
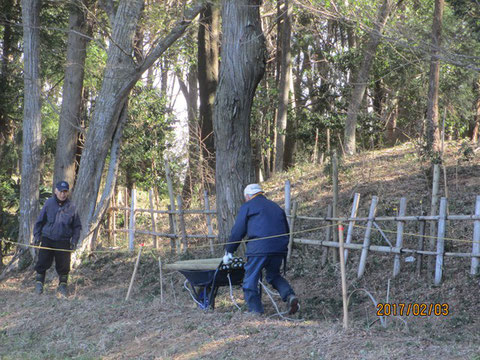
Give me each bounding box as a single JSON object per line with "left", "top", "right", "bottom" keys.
{"left": 57, "top": 274, "right": 68, "bottom": 297}
{"left": 35, "top": 273, "right": 45, "bottom": 295}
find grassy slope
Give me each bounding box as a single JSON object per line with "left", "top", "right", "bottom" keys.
{"left": 1, "top": 141, "right": 480, "bottom": 360}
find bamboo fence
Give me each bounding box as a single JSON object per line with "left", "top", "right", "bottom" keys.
{"left": 104, "top": 175, "right": 480, "bottom": 284}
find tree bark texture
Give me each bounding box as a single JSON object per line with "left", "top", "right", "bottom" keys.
{"left": 179, "top": 64, "right": 200, "bottom": 203}
{"left": 472, "top": 77, "right": 480, "bottom": 143}
{"left": 53, "top": 0, "right": 89, "bottom": 189}
{"left": 343, "top": 0, "right": 393, "bottom": 155}
{"left": 275, "top": 0, "right": 292, "bottom": 172}
{"left": 72, "top": 1, "right": 205, "bottom": 243}
{"left": 213, "top": 0, "right": 266, "bottom": 241}
{"left": 0, "top": 0, "right": 18, "bottom": 147}
{"left": 19, "top": 0, "right": 42, "bottom": 255}
{"left": 198, "top": 3, "right": 220, "bottom": 180}
{"left": 425, "top": 0, "right": 444, "bottom": 156}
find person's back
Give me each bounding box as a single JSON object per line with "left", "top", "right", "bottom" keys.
{"left": 241, "top": 194, "right": 289, "bottom": 256}
{"left": 224, "top": 184, "right": 298, "bottom": 315}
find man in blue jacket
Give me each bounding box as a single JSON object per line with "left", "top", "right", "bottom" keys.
{"left": 33, "top": 181, "right": 82, "bottom": 296}
{"left": 224, "top": 184, "right": 299, "bottom": 315}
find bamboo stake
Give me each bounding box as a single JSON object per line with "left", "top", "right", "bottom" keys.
{"left": 204, "top": 190, "right": 215, "bottom": 255}
{"left": 434, "top": 197, "right": 447, "bottom": 285}
{"left": 331, "top": 150, "right": 339, "bottom": 263}
{"left": 287, "top": 201, "right": 298, "bottom": 262}
{"left": 338, "top": 223, "right": 348, "bottom": 330}
{"left": 167, "top": 205, "right": 175, "bottom": 254}
{"left": 113, "top": 190, "right": 117, "bottom": 246}
{"left": 344, "top": 193, "right": 360, "bottom": 264}
{"left": 313, "top": 128, "right": 319, "bottom": 163}
{"left": 358, "top": 196, "right": 378, "bottom": 279}
{"left": 128, "top": 188, "right": 136, "bottom": 252}
{"left": 165, "top": 161, "right": 178, "bottom": 249}
{"left": 428, "top": 164, "right": 441, "bottom": 277}
{"left": 149, "top": 189, "right": 158, "bottom": 248}
{"left": 124, "top": 188, "right": 129, "bottom": 243}
{"left": 285, "top": 180, "right": 291, "bottom": 228}
{"left": 107, "top": 200, "right": 113, "bottom": 245}
{"left": 416, "top": 219, "right": 426, "bottom": 275}
{"left": 321, "top": 204, "right": 332, "bottom": 267}
{"left": 470, "top": 196, "right": 480, "bottom": 275}
{"left": 393, "top": 197, "right": 407, "bottom": 277}
{"left": 126, "top": 244, "right": 143, "bottom": 301}
{"left": 177, "top": 195, "right": 187, "bottom": 253}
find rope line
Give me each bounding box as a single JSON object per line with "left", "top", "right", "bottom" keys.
{"left": 2, "top": 216, "right": 478, "bottom": 256}
{"left": 0, "top": 223, "right": 337, "bottom": 254}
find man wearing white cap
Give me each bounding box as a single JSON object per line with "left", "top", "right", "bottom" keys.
{"left": 224, "top": 183, "right": 299, "bottom": 315}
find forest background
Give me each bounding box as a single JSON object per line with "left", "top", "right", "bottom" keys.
{"left": 0, "top": 0, "right": 479, "bottom": 266}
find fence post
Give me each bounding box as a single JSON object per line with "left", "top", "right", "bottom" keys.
{"left": 358, "top": 196, "right": 378, "bottom": 279}
{"left": 393, "top": 197, "right": 407, "bottom": 277}
{"left": 177, "top": 195, "right": 187, "bottom": 253}
{"left": 124, "top": 188, "right": 129, "bottom": 243}
{"left": 149, "top": 189, "right": 158, "bottom": 248}
{"left": 204, "top": 190, "right": 215, "bottom": 255}
{"left": 434, "top": 197, "right": 447, "bottom": 285}
{"left": 165, "top": 161, "right": 177, "bottom": 247}
{"left": 167, "top": 205, "right": 175, "bottom": 254}
{"left": 428, "top": 164, "right": 441, "bottom": 277}
{"left": 128, "top": 188, "right": 136, "bottom": 252}
{"left": 344, "top": 193, "right": 360, "bottom": 264}
{"left": 321, "top": 204, "right": 332, "bottom": 267}
{"left": 287, "top": 201, "right": 298, "bottom": 262}
{"left": 331, "top": 150, "right": 339, "bottom": 263}
{"left": 285, "top": 180, "right": 291, "bottom": 227}
{"left": 470, "top": 195, "right": 480, "bottom": 275}
{"left": 113, "top": 190, "right": 117, "bottom": 247}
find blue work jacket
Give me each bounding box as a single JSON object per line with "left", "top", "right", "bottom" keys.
{"left": 225, "top": 194, "right": 290, "bottom": 257}
{"left": 33, "top": 196, "right": 82, "bottom": 243}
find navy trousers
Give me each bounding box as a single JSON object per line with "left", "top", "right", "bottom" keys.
{"left": 243, "top": 255, "right": 295, "bottom": 314}
{"left": 34, "top": 237, "right": 71, "bottom": 276}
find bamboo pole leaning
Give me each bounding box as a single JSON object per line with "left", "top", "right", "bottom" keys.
{"left": 434, "top": 197, "right": 448, "bottom": 285}
{"left": 392, "top": 197, "right": 407, "bottom": 277}
{"left": 358, "top": 196, "right": 378, "bottom": 279}
{"left": 287, "top": 201, "right": 298, "bottom": 262}
{"left": 344, "top": 193, "right": 360, "bottom": 264}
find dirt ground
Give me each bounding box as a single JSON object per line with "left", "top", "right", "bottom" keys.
{"left": 2, "top": 141, "right": 480, "bottom": 359}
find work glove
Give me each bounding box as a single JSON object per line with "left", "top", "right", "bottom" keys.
{"left": 223, "top": 251, "right": 233, "bottom": 265}
{"left": 70, "top": 239, "right": 78, "bottom": 251}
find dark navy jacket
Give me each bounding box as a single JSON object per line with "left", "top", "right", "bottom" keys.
{"left": 33, "top": 196, "right": 82, "bottom": 243}
{"left": 225, "top": 194, "right": 290, "bottom": 257}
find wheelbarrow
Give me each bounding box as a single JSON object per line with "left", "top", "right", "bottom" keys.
{"left": 165, "top": 257, "right": 245, "bottom": 310}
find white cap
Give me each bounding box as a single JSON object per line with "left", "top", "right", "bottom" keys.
{"left": 244, "top": 184, "right": 263, "bottom": 197}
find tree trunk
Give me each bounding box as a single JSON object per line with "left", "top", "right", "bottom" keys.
{"left": 19, "top": 0, "right": 42, "bottom": 258}
{"left": 425, "top": 0, "right": 444, "bottom": 156}
{"left": 72, "top": 1, "right": 204, "bottom": 244}
{"left": 53, "top": 0, "right": 89, "bottom": 189}
{"left": 213, "top": 0, "right": 266, "bottom": 241}
{"left": 0, "top": 0, "right": 15, "bottom": 146}
{"left": 275, "top": 0, "right": 292, "bottom": 172}
{"left": 179, "top": 64, "right": 200, "bottom": 204}
{"left": 198, "top": 3, "right": 220, "bottom": 185}
{"left": 472, "top": 77, "right": 480, "bottom": 143}
{"left": 343, "top": 0, "right": 393, "bottom": 155}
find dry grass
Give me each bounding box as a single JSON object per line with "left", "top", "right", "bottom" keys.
{"left": 1, "top": 141, "right": 480, "bottom": 359}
